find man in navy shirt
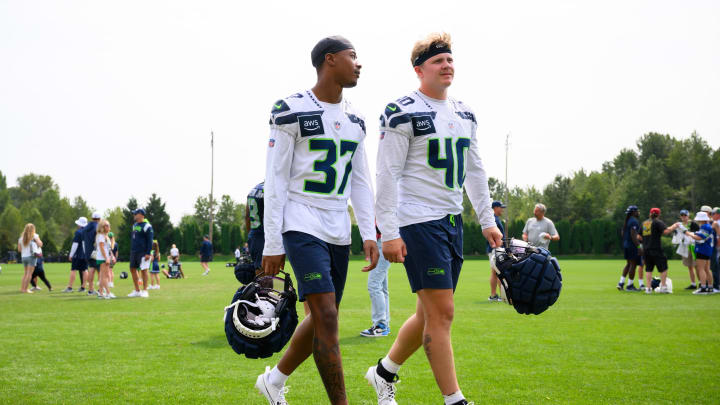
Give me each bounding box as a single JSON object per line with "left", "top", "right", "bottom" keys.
{"left": 63, "top": 216, "right": 88, "bottom": 293}
{"left": 83, "top": 212, "right": 101, "bottom": 295}
{"left": 487, "top": 201, "right": 506, "bottom": 301}
{"left": 200, "top": 235, "right": 213, "bottom": 276}
{"left": 128, "top": 208, "right": 154, "bottom": 298}
{"left": 617, "top": 205, "right": 642, "bottom": 291}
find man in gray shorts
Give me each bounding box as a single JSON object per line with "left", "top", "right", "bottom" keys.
{"left": 523, "top": 203, "right": 559, "bottom": 250}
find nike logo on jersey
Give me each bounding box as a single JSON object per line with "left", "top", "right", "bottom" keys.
{"left": 387, "top": 105, "right": 397, "bottom": 112}
{"left": 274, "top": 104, "right": 282, "bottom": 109}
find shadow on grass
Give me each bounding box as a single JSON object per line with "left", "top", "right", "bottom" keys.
{"left": 191, "top": 335, "right": 227, "bottom": 349}
{"left": 339, "top": 335, "right": 381, "bottom": 346}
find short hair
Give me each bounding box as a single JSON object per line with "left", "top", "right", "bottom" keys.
{"left": 410, "top": 32, "right": 452, "bottom": 66}
{"left": 535, "top": 203, "right": 547, "bottom": 213}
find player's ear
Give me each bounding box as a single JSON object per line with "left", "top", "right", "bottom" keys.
{"left": 325, "top": 53, "right": 336, "bottom": 68}
{"left": 414, "top": 65, "right": 423, "bottom": 79}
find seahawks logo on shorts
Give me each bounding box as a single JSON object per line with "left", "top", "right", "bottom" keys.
{"left": 411, "top": 115, "right": 436, "bottom": 136}
{"left": 304, "top": 272, "right": 322, "bottom": 282}
{"left": 298, "top": 114, "right": 325, "bottom": 137}
{"left": 427, "top": 268, "right": 445, "bottom": 276}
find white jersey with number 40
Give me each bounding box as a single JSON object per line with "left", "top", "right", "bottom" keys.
{"left": 263, "top": 90, "right": 376, "bottom": 255}
{"left": 375, "top": 90, "right": 495, "bottom": 241}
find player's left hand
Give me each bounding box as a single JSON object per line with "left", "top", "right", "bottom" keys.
{"left": 144, "top": 254, "right": 151, "bottom": 261}
{"left": 361, "top": 240, "right": 380, "bottom": 272}
{"left": 483, "top": 226, "right": 504, "bottom": 249}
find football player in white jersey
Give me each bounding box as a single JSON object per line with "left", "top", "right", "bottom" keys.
{"left": 255, "top": 36, "right": 379, "bottom": 405}
{"left": 365, "top": 33, "right": 503, "bottom": 405}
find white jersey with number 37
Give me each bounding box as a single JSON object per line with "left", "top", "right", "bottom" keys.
{"left": 263, "top": 90, "right": 376, "bottom": 255}
{"left": 375, "top": 90, "right": 495, "bottom": 241}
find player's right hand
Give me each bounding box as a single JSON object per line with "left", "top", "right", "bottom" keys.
{"left": 382, "top": 238, "right": 407, "bottom": 263}
{"left": 262, "top": 254, "right": 286, "bottom": 276}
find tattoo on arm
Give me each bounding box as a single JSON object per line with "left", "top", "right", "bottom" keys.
{"left": 423, "top": 334, "right": 432, "bottom": 361}
{"left": 313, "top": 336, "right": 347, "bottom": 404}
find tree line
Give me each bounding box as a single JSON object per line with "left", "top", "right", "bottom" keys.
{"left": 2, "top": 132, "right": 717, "bottom": 259}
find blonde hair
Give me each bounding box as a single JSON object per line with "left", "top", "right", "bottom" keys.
{"left": 97, "top": 220, "right": 110, "bottom": 236}
{"left": 410, "top": 32, "right": 452, "bottom": 66}
{"left": 22, "top": 223, "right": 35, "bottom": 246}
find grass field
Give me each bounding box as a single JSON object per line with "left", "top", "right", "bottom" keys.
{"left": 1, "top": 258, "right": 719, "bottom": 404}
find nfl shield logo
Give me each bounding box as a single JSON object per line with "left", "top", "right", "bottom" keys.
{"left": 380, "top": 131, "right": 385, "bottom": 140}
{"left": 334, "top": 121, "right": 341, "bottom": 130}
{"left": 268, "top": 138, "right": 275, "bottom": 147}
{"left": 448, "top": 122, "right": 454, "bottom": 129}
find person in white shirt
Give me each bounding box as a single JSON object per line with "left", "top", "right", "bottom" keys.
{"left": 366, "top": 33, "right": 502, "bottom": 405}
{"left": 169, "top": 244, "right": 179, "bottom": 261}
{"left": 234, "top": 246, "right": 241, "bottom": 264}
{"left": 522, "top": 203, "right": 559, "bottom": 250}
{"left": 94, "top": 220, "right": 115, "bottom": 299}
{"left": 18, "top": 223, "right": 43, "bottom": 294}
{"left": 255, "top": 35, "right": 378, "bottom": 405}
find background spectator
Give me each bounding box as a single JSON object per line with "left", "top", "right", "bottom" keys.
{"left": 18, "top": 223, "right": 42, "bottom": 293}
{"left": 200, "top": 235, "right": 213, "bottom": 276}
{"left": 522, "top": 203, "right": 559, "bottom": 250}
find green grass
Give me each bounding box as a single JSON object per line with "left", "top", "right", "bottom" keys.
{"left": 1, "top": 259, "right": 719, "bottom": 404}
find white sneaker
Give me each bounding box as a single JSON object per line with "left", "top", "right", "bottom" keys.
{"left": 98, "top": 293, "right": 106, "bottom": 299}
{"left": 255, "top": 366, "right": 289, "bottom": 405}
{"left": 202, "top": 270, "right": 210, "bottom": 276}
{"left": 140, "top": 290, "right": 149, "bottom": 298}
{"left": 127, "top": 290, "right": 142, "bottom": 298}
{"left": 155, "top": 285, "right": 160, "bottom": 289}
{"left": 657, "top": 285, "right": 670, "bottom": 294}
{"left": 645, "top": 288, "right": 652, "bottom": 294}
{"left": 107, "top": 293, "right": 116, "bottom": 299}
{"left": 365, "top": 365, "right": 398, "bottom": 405}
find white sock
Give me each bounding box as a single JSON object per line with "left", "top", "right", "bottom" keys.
{"left": 443, "top": 390, "right": 464, "bottom": 405}
{"left": 639, "top": 280, "right": 645, "bottom": 287}
{"left": 268, "top": 366, "right": 288, "bottom": 388}
{"left": 381, "top": 356, "right": 401, "bottom": 374}
{"left": 628, "top": 278, "right": 634, "bottom": 285}
{"left": 619, "top": 276, "right": 625, "bottom": 284}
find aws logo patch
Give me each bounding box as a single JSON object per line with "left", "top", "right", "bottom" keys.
{"left": 298, "top": 114, "right": 325, "bottom": 137}
{"left": 411, "top": 115, "right": 436, "bottom": 136}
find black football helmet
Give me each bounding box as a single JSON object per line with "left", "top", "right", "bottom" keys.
{"left": 224, "top": 271, "right": 298, "bottom": 359}
{"left": 491, "top": 238, "right": 562, "bottom": 315}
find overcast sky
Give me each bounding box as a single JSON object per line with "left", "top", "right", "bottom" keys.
{"left": 1, "top": 1, "right": 718, "bottom": 223}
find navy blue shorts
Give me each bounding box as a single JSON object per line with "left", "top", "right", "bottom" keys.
{"left": 399, "top": 214, "right": 464, "bottom": 293}
{"left": 248, "top": 229, "right": 264, "bottom": 269}
{"left": 86, "top": 258, "right": 98, "bottom": 270}
{"left": 201, "top": 255, "right": 212, "bottom": 263}
{"left": 282, "top": 231, "right": 349, "bottom": 303}
{"left": 623, "top": 246, "right": 641, "bottom": 262}
{"left": 71, "top": 257, "right": 88, "bottom": 271}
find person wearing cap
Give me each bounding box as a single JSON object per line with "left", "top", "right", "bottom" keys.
{"left": 711, "top": 207, "right": 720, "bottom": 291}
{"left": 82, "top": 212, "right": 102, "bottom": 295}
{"left": 522, "top": 203, "right": 559, "bottom": 250}
{"left": 255, "top": 35, "right": 378, "bottom": 405}
{"left": 677, "top": 209, "right": 700, "bottom": 290}
{"left": 684, "top": 211, "right": 715, "bottom": 294}
{"left": 369, "top": 32, "right": 501, "bottom": 405}
{"left": 617, "top": 205, "right": 642, "bottom": 291}
{"left": 643, "top": 208, "right": 681, "bottom": 293}
{"left": 199, "top": 235, "right": 213, "bottom": 276}
{"left": 487, "top": 201, "right": 506, "bottom": 301}
{"left": 128, "top": 208, "right": 153, "bottom": 298}
{"left": 63, "top": 217, "right": 89, "bottom": 293}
